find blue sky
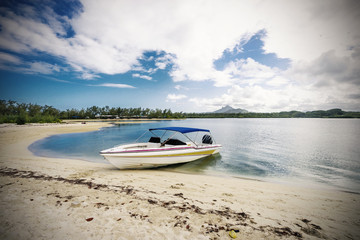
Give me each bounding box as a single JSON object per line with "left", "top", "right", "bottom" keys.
{"left": 0, "top": 0, "right": 359, "bottom": 112}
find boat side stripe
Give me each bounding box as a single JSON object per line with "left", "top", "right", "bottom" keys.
{"left": 107, "top": 145, "right": 221, "bottom": 154}
{"left": 105, "top": 149, "right": 216, "bottom": 158}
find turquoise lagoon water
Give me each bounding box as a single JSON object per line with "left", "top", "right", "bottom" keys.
{"left": 29, "top": 119, "right": 360, "bottom": 193}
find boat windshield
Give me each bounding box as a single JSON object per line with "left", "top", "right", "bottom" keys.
{"left": 161, "top": 138, "right": 186, "bottom": 146}
{"left": 136, "top": 128, "right": 216, "bottom": 146}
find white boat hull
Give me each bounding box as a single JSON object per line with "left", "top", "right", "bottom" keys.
{"left": 100, "top": 144, "right": 221, "bottom": 169}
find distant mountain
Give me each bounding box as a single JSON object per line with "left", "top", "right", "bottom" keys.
{"left": 213, "top": 105, "right": 248, "bottom": 114}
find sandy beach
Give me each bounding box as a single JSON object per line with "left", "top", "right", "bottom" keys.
{"left": 0, "top": 122, "right": 359, "bottom": 239}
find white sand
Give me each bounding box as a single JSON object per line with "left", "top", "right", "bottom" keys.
{"left": 0, "top": 122, "right": 359, "bottom": 239}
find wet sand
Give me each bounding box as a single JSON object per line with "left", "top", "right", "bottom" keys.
{"left": 0, "top": 122, "right": 359, "bottom": 239}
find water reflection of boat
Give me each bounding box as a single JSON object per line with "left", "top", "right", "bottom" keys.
{"left": 163, "top": 153, "right": 222, "bottom": 173}
{"left": 100, "top": 127, "right": 222, "bottom": 169}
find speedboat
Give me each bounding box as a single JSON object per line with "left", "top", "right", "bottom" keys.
{"left": 100, "top": 127, "right": 222, "bottom": 169}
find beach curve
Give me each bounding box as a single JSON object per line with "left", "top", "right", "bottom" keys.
{"left": 0, "top": 122, "right": 359, "bottom": 239}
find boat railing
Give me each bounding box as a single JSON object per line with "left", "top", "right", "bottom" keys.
{"left": 134, "top": 128, "right": 218, "bottom": 147}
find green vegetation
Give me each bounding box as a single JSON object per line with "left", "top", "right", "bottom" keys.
{"left": 1, "top": 100, "right": 359, "bottom": 125}
{"left": 61, "top": 105, "right": 185, "bottom": 119}
{"left": 185, "top": 109, "right": 360, "bottom": 118}
{"left": 0, "top": 100, "right": 62, "bottom": 124}
{"left": 0, "top": 100, "right": 185, "bottom": 124}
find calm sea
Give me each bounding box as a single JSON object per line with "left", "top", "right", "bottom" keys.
{"left": 29, "top": 119, "right": 360, "bottom": 193}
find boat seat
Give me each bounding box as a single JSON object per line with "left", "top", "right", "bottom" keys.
{"left": 148, "top": 137, "right": 161, "bottom": 143}
{"left": 202, "top": 134, "right": 213, "bottom": 144}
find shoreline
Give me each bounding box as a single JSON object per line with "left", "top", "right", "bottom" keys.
{"left": 25, "top": 122, "right": 334, "bottom": 194}
{"left": 1, "top": 123, "right": 359, "bottom": 239}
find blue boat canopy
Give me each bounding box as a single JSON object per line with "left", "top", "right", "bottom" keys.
{"left": 149, "top": 127, "right": 210, "bottom": 134}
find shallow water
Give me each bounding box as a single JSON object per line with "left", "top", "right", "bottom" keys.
{"left": 29, "top": 119, "right": 360, "bottom": 193}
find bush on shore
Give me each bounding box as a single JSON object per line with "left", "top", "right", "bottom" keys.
{"left": 0, "top": 114, "right": 61, "bottom": 125}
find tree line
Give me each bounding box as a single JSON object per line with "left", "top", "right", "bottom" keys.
{"left": 0, "top": 100, "right": 185, "bottom": 124}
{"left": 186, "top": 109, "right": 360, "bottom": 118}
{"left": 1, "top": 100, "right": 359, "bottom": 125}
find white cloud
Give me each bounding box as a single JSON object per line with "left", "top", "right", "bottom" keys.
{"left": 266, "top": 76, "right": 289, "bottom": 87}
{"left": 28, "top": 62, "right": 62, "bottom": 74}
{"left": 190, "top": 53, "right": 360, "bottom": 112}
{"left": 90, "top": 83, "right": 135, "bottom": 89}
{"left": 46, "top": 77, "right": 72, "bottom": 84}
{"left": 80, "top": 71, "right": 100, "bottom": 80}
{"left": 213, "top": 58, "right": 281, "bottom": 87}
{"left": 155, "top": 53, "right": 175, "bottom": 70}
{"left": 1, "top": 0, "right": 359, "bottom": 80}
{"left": 191, "top": 75, "right": 360, "bottom": 112}
{"left": 260, "top": 0, "right": 360, "bottom": 61}
{"left": 190, "top": 84, "right": 314, "bottom": 112}
{"left": 0, "top": 4, "right": 141, "bottom": 77}
{"left": 166, "top": 93, "right": 187, "bottom": 102}
{"left": 174, "top": 85, "right": 189, "bottom": 90}
{"left": 132, "top": 73, "right": 153, "bottom": 81}
{"left": 0, "top": 0, "right": 262, "bottom": 81}
{"left": 0, "top": 0, "right": 359, "bottom": 110}
{"left": 288, "top": 49, "right": 360, "bottom": 87}
{"left": 1, "top": 1, "right": 359, "bottom": 68}
{"left": 0, "top": 52, "right": 23, "bottom": 71}
{"left": 0, "top": 52, "right": 22, "bottom": 65}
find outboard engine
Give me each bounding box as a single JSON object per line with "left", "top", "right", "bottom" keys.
{"left": 202, "top": 134, "right": 213, "bottom": 144}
